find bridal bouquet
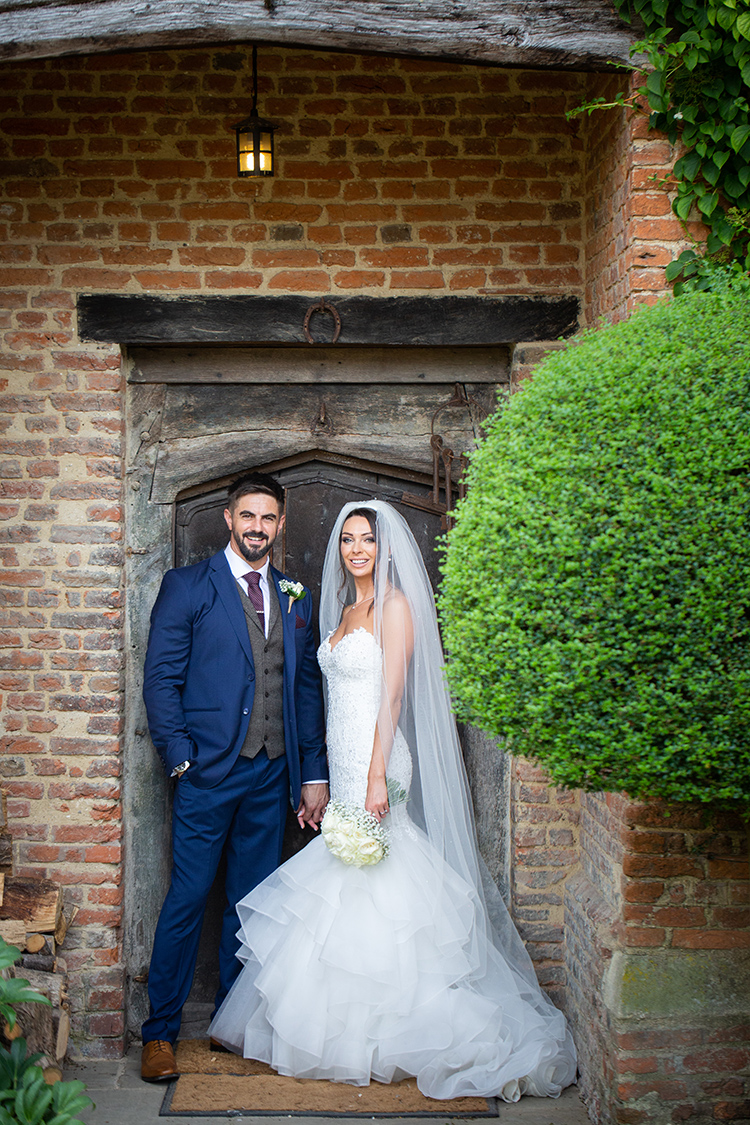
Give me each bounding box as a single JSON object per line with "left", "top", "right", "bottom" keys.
{"left": 321, "top": 801, "right": 389, "bottom": 867}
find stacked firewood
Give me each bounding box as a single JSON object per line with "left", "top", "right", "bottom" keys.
{"left": 0, "top": 791, "right": 76, "bottom": 1080}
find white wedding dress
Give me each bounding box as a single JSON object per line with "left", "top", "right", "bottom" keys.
{"left": 209, "top": 628, "right": 576, "bottom": 1101}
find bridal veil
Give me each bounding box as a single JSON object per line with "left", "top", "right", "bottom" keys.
{"left": 318, "top": 500, "right": 576, "bottom": 1098}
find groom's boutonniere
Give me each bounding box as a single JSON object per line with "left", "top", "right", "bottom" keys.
{"left": 279, "top": 579, "right": 307, "bottom": 614}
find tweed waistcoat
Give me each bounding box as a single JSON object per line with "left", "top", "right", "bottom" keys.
{"left": 238, "top": 585, "right": 286, "bottom": 760}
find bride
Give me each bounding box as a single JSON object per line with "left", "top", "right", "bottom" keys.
{"left": 209, "top": 501, "right": 577, "bottom": 1101}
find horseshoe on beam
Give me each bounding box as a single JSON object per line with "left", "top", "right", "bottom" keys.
{"left": 303, "top": 298, "right": 341, "bottom": 344}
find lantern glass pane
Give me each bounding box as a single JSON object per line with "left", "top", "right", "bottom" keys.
{"left": 259, "top": 130, "right": 273, "bottom": 173}
{"left": 238, "top": 134, "right": 254, "bottom": 174}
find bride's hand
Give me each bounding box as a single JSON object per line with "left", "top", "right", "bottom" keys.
{"left": 297, "top": 783, "right": 329, "bottom": 831}
{"left": 365, "top": 775, "right": 389, "bottom": 823}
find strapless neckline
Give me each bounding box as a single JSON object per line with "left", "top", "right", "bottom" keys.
{"left": 324, "top": 627, "right": 379, "bottom": 655}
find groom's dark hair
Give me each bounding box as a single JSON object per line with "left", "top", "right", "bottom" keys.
{"left": 227, "top": 472, "right": 285, "bottom": 511}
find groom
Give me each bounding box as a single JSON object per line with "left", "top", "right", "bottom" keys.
{"left": 140, "top": 471, "right": 328, "bottom": 1082}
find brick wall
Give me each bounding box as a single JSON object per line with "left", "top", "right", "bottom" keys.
{"left": 0, "top": 49, "right": 589, "bottom": 300}
{"left": 509, "top": 757, "right": 579, "bottom": 1007}
{"left": 0, "top": 39, "right": 721, "bottom": 1083}
{"left": 567, "top": 793, "right": 750, "bottom": 1125}
{"left": 582, "top": 73, "right": 703, "bottom": 323}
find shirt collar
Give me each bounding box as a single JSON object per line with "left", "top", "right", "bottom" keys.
{"left": 224, "top": 542, "right": 271, "bottom": 586}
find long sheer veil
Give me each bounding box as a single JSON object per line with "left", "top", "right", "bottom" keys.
{"left": 319, "top": 501, "right": 576, "bottom": 1097}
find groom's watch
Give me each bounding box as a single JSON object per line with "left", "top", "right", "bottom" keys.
{"left": 172, "top": 761, "right": 190, "bottom": 777}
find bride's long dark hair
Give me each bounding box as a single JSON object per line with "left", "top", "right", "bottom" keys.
{"left": 338, "top": 506, "right": 378, "bottom": 616}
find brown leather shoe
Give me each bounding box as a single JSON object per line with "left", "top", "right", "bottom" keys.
{"left": 209, "top": 1037, "right": 229, "bottom": 1053}
{"left": 141, "top": 1039, "right": 179, "bottom": 1082}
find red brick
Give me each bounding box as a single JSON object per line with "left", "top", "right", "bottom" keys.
{"left": 389, "top": 271, "right": 445, "bottom": 289}
{"left": 623, "top": 855, "right": 704, "bottom": 879}
{"left": 617, "top": 1079, "right": 689, "bottom": 1101}
{"left": 360, "top": 247, "right": 429, "bottom": 268}
{"left": 682, "top": 1047, "right": 750, "bottom": 1073}
{"left": 178, "top": 246, "right": 245, "bottom": 267}
{"left": 252, "top": 249, "right": 321, "bottom": 268}
{"left": 708, "top": 858, "right": 749, "bottom": 880}
{"left": 333, "top": 270, "right": 385, "bottom": 289}
{"left": 672, "top": 929, "right": 750, "bottom": 950}
{"left": 87, "top": 1012, "right": 124, "bottom": 1037}
{"left": 267, "top": 270, "right": 330, "bottom": 291}
{"left": 449, "top": 269, "right": 486, "bottom": 289}
{"left": 712, "top": 907, "right": 750, "bottom": 927}
{"left": 650, "top": 906, "right": 707, "bottom": 927}
{"left": 615, "top": 1055, "right": 659, "bottom": 1075}
{"left": 622, "top": 926, "right": 668, "bottom": 947}
{"left": 132, "top": 270, "right": 199, "bottom": 289}
{"left": 84, "top": 846, "right": 121, "bottom": 863}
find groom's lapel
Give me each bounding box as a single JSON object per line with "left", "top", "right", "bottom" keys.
{"left": 270, "top": 566, "right": 297, "bottom": 676}
{"left": 209, "top": 552, "right": 254, "bottom": 665}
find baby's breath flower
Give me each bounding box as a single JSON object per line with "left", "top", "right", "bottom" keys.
{"left": 321, "top": 801, "right": 389, "bottom": 867}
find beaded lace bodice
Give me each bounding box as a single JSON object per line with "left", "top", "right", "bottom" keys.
{"left": 318, "top": 628, "right": 412, "bottom": 808}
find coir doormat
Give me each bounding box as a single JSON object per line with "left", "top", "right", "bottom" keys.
{"left": 160, "top": 1040, "right": 498, "bottom": 1118}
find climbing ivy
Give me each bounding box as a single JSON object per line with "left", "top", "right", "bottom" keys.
{"left": 572, "top": 0, "right": 750, "bottom": 291}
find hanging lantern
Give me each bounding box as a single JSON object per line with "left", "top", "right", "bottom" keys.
{"left": 234, "top": 46, "right": 276, "bottom": 177}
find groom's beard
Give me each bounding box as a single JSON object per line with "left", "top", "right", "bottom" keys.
{"left": 233, "top": 528, "right": 275, "bottom": 564}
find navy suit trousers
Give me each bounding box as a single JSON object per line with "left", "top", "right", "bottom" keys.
{"left": 142, "top": 751, "right": 289, "bottom": 1045}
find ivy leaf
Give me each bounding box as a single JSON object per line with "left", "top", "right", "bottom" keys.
{"left": 676, "top": 150, "right": 702, "bottom": 180}
{"left": 730, "top": 123, "right": 750, "bottom": 151}
{"left": 675, "top": 193, "right": 695, "bottom": 219}
{"left": 710, "top": 215, "right": 736, "bottom": 246}
{"left": 680, "top": 29, "right": 702, "bottom": 46}
{"left": 722, "top": 173, "right": 746, "bottom": 198}
{"left": 717, "top": 7, "right": 736, "bottom": 31}
{"left": 736, "top": 12, "right": 750, "bottom": 39}
{"left": 646, "top": 68, "right": 669, "bottom": 110}
{"left": 698, "top": 190, "right": 720, "bottom": 216}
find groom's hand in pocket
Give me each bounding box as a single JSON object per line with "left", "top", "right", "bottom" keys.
{"left": 297, "top": 783, "right": 329, "bottom": 831}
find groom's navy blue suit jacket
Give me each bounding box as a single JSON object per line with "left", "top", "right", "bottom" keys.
{"left": 143, "top": 550, "right": 327, "bottom": 798}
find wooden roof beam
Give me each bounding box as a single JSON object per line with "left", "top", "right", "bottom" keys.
{"left": 0, "top": 0, "right": 636, "bottom": 68}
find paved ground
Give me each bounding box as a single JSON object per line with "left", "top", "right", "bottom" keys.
{"left": 66, "top": 1045, "right": 590, "bottom": 1125}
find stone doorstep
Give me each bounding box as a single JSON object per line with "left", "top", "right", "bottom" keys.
{"left": 65, "top": 1046, "right": 589, "bottom": 1125}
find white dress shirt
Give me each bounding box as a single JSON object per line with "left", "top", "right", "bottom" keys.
{"left": 224, "top": 543, "right": 271, "bottom": 637}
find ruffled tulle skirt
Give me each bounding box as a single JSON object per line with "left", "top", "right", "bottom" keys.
{"left": 208, "top": 818, "right": 576, "bottom": 1102}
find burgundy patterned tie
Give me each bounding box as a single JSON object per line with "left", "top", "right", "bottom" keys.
{"left": 242, "top": 571, "right": 265, "bottom": 635}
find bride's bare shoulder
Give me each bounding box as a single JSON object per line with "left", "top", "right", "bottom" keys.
{"left": 381, "top": 588, "right": 413, "bottom": 631}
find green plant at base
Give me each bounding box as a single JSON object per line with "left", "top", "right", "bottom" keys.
{"left": 0, "top": 939, "right": 92, "bottom": 1125}
{"left": 570, "top": 0, "right": 750, "bottom": 291}
{"left": 0, "top": 944, "right": 49, "bottom": 1036}
{"left": 439, "top": 289, "right": 750, "bottom": 804}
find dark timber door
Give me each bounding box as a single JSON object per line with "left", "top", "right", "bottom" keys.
{"left": 175, "top": 456, "right": 444, "bottom": 595}
{"left": 175, "top": 455, "right": 444, "bottom": 1026}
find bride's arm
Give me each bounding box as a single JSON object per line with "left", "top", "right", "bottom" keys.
{"left": 365, "top": 593, "right": 414, "bottom": 821}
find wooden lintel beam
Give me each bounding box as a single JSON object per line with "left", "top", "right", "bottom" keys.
{"left": 0, "top": 0, "right": 636, "bottom": 67}
{"left": 78, "top": 294, "right": 580, "bottom": 347}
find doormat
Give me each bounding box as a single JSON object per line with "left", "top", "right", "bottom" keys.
{"left": 159, "top": 1040, "right": 498, "bottom": 1118}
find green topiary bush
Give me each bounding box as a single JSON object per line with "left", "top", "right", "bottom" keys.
{"left": 439, "top": 289, "right": 750, "bottom": 803}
